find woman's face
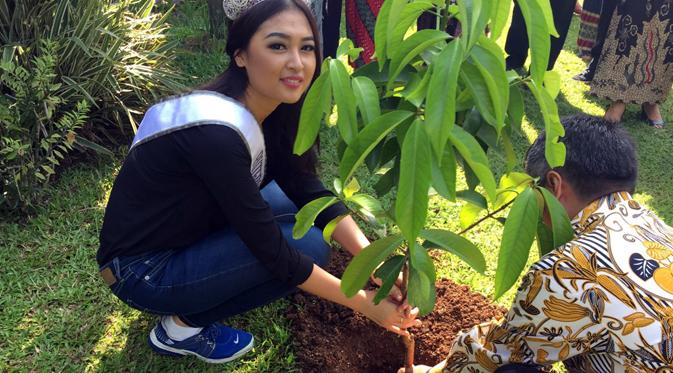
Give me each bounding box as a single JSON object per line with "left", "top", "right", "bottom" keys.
{"left": 234, "top": 8, "right": 317, "bottom": 107}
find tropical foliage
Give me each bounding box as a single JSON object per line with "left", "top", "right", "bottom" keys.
{"left": 294, "top": 0, "right": 575, "bottom": 315}
{"left": 0, "top": 41, "right": 90, "bottom": 211}
{"left": 0, "top": 0, "right": 185, "bottom": 212}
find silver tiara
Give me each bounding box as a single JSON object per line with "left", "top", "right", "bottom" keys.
{"left": 223, "top": 0, "right": 313, "bottom": 21}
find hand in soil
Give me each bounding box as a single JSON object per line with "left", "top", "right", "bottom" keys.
{"left": 397, "top": 365, "right": 432, "bottom": 373}
{"left": 372, "top": 273, "right": 405, "bottom": 304}
{"left": 362, "top": 289, "right": 421, "bottom": 336}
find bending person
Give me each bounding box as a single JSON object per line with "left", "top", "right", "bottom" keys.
{"left": 97, "top": 0, "right": 418, "bottom": 364}
{"left": 402, "top": 115, "right": 673, "bottom": 372}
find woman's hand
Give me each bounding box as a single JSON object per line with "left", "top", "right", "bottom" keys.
{"left": 298, "top": 264, "right": 420, "bottom": 336}
{"left": 359, "top": 290, "right": 421, "bottom": 336}
{"left": 371, "top": 272, "right": 406, "bottom": 305}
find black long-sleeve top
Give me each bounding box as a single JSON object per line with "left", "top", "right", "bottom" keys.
{"left": 97, "top": 124, "right": 347, "bottom": 287}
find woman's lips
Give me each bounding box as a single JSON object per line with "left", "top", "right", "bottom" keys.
{"left": 281, "top": 77, "right": 303, "bottom": 89}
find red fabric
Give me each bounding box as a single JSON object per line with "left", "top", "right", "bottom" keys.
{"left": 345, "top": 0, "right": 385, "bottom": 64}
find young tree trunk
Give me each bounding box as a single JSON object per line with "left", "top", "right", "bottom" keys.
{"left": 401, "top": 264, "right": 415, "bottom": 373}
{"left": 207, "top": 0, "right": 227, "bottom": 39}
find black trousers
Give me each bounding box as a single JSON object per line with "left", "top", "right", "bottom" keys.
{"left": 585, "top": 0, "right": 618, "bottom": 79}
{"left": 504, "top": 0, "right": 576, "bottom": 71}
{"left": 322, "top": 0, "right": 343, "bottom": 59}
{"left": 495, "top": 363, "right": 546, "bottom": 373}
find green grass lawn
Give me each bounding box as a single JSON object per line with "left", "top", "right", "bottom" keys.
{"left": 2, "top": 2, "right": 673, "bottom": 371}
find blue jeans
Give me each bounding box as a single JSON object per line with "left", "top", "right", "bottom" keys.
{"left": 100, "top": 181, "right": 332, "bottom": 327}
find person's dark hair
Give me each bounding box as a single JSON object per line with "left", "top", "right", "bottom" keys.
{"left": 524, "top": 115, "right": 638, "bottom": 200}
{"left": 200, "top": 0, "right": 322, "bottom": 174}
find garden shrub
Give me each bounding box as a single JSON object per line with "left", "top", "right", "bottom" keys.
{"left": 0, "top": 0, "right": 186, "bottom": 213}
{"left": 0, "top": 41, "right": 90, "bottom": 212}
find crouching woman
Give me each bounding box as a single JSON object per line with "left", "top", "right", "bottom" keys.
{"left": 97, "top": 0, "right": 419, "bottom": 363}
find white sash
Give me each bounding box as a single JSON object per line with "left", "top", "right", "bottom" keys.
{"left": 131, "top": 91, "right": 266, "bottom": 186}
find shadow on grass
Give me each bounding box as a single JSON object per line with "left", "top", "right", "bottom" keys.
{"left": 87, "top": 298, "right": 299, "bottom": 372}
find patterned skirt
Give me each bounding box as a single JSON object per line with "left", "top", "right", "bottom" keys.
{"left": 590, "top": 0, "right": 673, "bottom": 104}
{"left": 577, "top": 0, "right": 603, "bottom": 58}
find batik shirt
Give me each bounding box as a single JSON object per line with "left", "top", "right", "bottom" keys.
{"left": 432, "top": 192, "right": 673, "bottom": 373}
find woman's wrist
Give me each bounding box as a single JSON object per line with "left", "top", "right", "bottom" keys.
{"left": 349, "top": 289, "right": 372, "bottom": 315}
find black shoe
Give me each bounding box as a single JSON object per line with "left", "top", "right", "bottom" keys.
{"left": 572, "top": 68, "right": 592, "bottom": 83}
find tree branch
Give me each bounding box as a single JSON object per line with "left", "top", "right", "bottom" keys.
{"left": 458, "top": 198, "right": 515, "bottom": 236}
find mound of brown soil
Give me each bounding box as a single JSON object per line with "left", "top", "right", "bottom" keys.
{"left": 287, "top": 250, "right": 506, "bottom": 373}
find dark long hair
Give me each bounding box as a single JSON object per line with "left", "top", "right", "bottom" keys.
{"left": 200, "top": 0, "right": 322, "bottom": 175}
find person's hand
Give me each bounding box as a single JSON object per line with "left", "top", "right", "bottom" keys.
{"left": 371, "top": 272, "right": 406, "bottom": 305}
{"left": 360, "top": 290, "right": 421, "bottom": 336}
{"left": 397, "top": 365, "right": 432, "bottom": 373}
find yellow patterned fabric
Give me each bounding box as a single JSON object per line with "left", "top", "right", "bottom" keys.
{"left": 436, "top": 192, "right": 673, "bottom": 373}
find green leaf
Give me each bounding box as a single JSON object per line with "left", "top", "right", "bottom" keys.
{"left": 323, "top": 214, "right": 347, "bottom": 243}
{"left": 459, "top": 203, "right": 483, "bottom": 229}
{"left": 526, "top": 81, "right": 566, "bottom": 168}
{"left": 396, "top": 119, "right": 432, "bottom": 243}
{"left": 329, "top": 59, "right": 358, "bottom": 144}
{"left": 373, "top": 255, "right": 406, "bottom": 304}
{"left": 385, "top": 0, "right": 410, "bottom": 59}
{"left": 336, "top": 39, "right": 363, "bottom": 61}
{"left": 348, "top": 193, "right": 385, "bottom": 217}
{"left": 420, "top": 229, "right": 486, "bottom": 273}
{"left": 339, "top": 110, "right": 414, "bottom": 183}
{"left": 408, "top": 243, "right": 436, "bottom": 315}
{"left": 341, "top": 234, "right": 405, "bottom": 297}
{"left": 494, "top": 187, "right": 540, "bottom": 299}
{"left": 538, "top": 187, "right": 574, "bottom": 248}
{"left": 470, "top": 36, "right": 509, "bottom": 132}
{"left": 387, "top": 30, "right": 451, "bottom": 90}
{"left": 352, "top": 76, "right": 381, "bottom": 125}
{"left": 295, "top": 70, "right": 332, "bottom": 154}
{"left": 430, "top": 144, "right": 456, "bottom": 201}
{"left": 426, "top": 40, "right": 463, "bottom": 159}
{"left": 457, "top": 0, "right": 489, "bottom": 50}
{"left": 401, "top": 67, "right": 432, "bottom": 107}
{"left": 517, "top": 0, "right": 551, "bottom": 84}
{"left": 456, "top": 190, "right": 487, "bottom": 209}
{"left": 392, "top": 1, "right": 436, "bottom": 45}
{"left": 501, "top": 131, "right": 517, "bottom": 171}
{"left": 507, "top": 85, "right": 525, "bottom": 133}
{"left": 375, "top": 161, "right": 400, "bottom": 196}
{"left": 536, "top": 219, "right": 555, "bottom": 256}
{"left": 531, "top": 0, "right": 559, "bottom": 37}
{"left": 449, "top": 125, "right": 496, "bottom": 201}
{"left": 293, "top": 196, "right": 338, "bottom": 239}
{"left": 493, "top": 172, "right": 534, "bottom": 210}
{"left": 74, "top": 135, "right": 113, "bottom": 156}
{"left": 334, "top": 178, "right": 343, "bottom": 195}
{"left": 343, "top": 177, "right": 361, "bottom": 198}
{"left": 543, "top": 70, "right": 561, "bottom": 99}
{"left": 374, "top": 0, "right": 406, "bottom": 68}
{"left": 460, "top": 60, "right": 497, "bottom": 127}
{"left": 489, "top": 0, "right": 512, "bottom": 40}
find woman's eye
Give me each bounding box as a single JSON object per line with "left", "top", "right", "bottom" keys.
{"left": 302, "top": 45, "right": 315, "bottom": 52}
{"left": 269, "top": 43, "right": 285, "bottom": 50}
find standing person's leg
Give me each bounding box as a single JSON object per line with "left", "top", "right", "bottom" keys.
{"left": 504, "top": 2, "right": 528, "bottom": 71}
{"left": 547, "top": 0, "right": 575, "bottom": 70}
{"left": 585, "top": 0, "right": 618, "bottom": 79}
{"left": 322, "top": 0, "right": 343, "bottom": 59}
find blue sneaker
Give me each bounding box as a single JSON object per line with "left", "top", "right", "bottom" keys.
{"left": 148, "top": 320, "right": 254, "bottom": 363}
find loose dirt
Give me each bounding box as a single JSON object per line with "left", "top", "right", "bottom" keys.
{"left": 287, "top": 250, "right": 506, "bottom": 373}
